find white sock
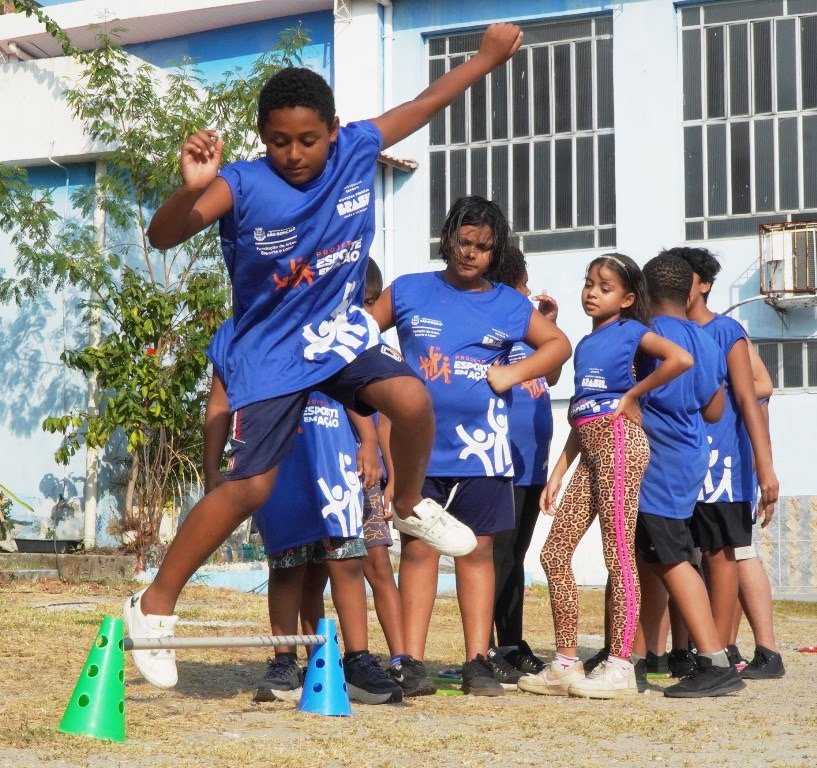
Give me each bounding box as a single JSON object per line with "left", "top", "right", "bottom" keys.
{"left": 555, "top": 652, "right": 579, "bottom": 669}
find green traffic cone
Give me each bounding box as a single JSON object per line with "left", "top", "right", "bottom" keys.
{"left": 59, "top": 616, "right": 126, "bottom": 743}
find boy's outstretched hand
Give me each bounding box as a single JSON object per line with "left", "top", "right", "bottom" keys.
{"left": 181, "top": 130, "right": 223, "bottom": 192}
{"left": 476, "top": 23, "right": 524, "bottom": 69}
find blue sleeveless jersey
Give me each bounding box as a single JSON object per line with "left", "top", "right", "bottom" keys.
{"left": 507, "top": 343, "right": 552, "bottom": 487}
{"left": 569, "top": 318, "right": 651, "bottom": 423}
{"left": 698, "top": 314, "right": 755, "bottom": 503}
{"left": 638, "top": 316, "right": 727, "bottom": 519}
{"left": 207, "top": 321, "right": 363, "bottom": 551}
{"left": 217, "top": 120, "right": 384, "bottom": 411}
{"left": 392, "top": 272, "right": 533, "bottom": 477}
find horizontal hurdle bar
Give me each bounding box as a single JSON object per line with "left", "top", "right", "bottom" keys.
{"left": 124, "top": 633, "right": 326, "bottom": 651}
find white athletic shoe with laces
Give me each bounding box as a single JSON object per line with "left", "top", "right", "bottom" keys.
{"left": 123, "top": 587, "right": 179, "bottom": 689}
{"left": 567, "top": 660, "right": 637, "bottom": 699}
{"left": 392, "top": 497, "right": 477, "bottom": 557}
{"left": 517, "top": 659, "right": 585, "bottom": 696}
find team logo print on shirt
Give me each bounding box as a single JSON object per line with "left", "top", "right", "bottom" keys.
{"left": 699, "top": 436, "right": 733, "bottom": 502}
{"left": 419, "top": 345, "right": 452, "bottom": 383}
{"left": 272, "top": 257, "right": 315, "bottom": 291}
{"left": 481, "top": 329, "right": 509, "bottom": 348}
{"left": 303, "top": 402, "right": 340, "bottom": 428}
{"left": 520, "top": 378, "right": 547, "bottom": 400}
{"left": 315, "top": 239, "right": 362, "bottom": 276}
{"left": 410, "top": 315, "right": 443, "bottom": 339}
{"left": 581, "top": 368, "right": 607, "bottom": 390}
{"left": 317, "top": 452, "right": 364, "bottom": 537}
{"left": 253, "top": 226, "right": 297, "bottom": 256}
{"left": 336, "top": 181, "right": 371, "bottom": 219}
{"left": 453, "top": 355, "right": 490, "bottom": 381}
{"left": 455, "top": 398, "right": 514, "bottom": 477}
{"left": 302, "top": 281, "right": 380, "bottom": 363}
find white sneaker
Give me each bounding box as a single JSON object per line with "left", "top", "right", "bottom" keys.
{"left": 392, "top": 498, "right": 477, "bottom": 556}
{"left": 517, "top": 659, "right": 585, "bottom": 696}
{"left": 567, "top": 660, "right": 637, "bottom": 699}
{"left": 123, "top": 588, "right": 179, "bottom": 689}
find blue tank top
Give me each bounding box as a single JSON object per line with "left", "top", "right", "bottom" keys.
{"left": 569, "top": 318, "right": 651, "bottom": 423}
{"left": 507, "top": 343, "right": 552, "bottom": 487}
{"left": 638, "top": 316, "right": 727, "bottom": 519}
{"left": 392, "top": 272, "right": 533, "bottom": 477}
{"left": 698, "top": 314, "right": 755, "bottom": 503}
{"left": 207, "top": 321, "right": 363, "bottom": 551}
{"left": 217, "top": 120, "right": 384, "bottom": 411}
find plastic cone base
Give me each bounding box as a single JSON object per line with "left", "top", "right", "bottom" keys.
{"left": 59, "top": 616, "right": 126, "bottom": 742}
{"left": 298, "top": 618, "right": 352, "bottom": 716}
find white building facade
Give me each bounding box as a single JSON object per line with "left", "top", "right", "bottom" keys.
{"left": 2, "top": 0, "right": 815, "bottom": 593}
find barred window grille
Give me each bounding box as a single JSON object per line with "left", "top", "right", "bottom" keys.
{"left": 681, "top": 1, "right": 817, "bottom": 241}
{"left": 427, "top": 15, "right": 615, "bottom": 258}
{"left": 755, "top": 337, "right": 817, "bottom": 389}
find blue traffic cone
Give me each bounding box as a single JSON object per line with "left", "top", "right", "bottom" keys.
{"left": 298, "top": 618, "right": 352, "bottom": 716}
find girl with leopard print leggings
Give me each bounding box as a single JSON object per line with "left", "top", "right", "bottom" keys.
{"left": 516, "top": 254, "right": 692, "bottom": 701}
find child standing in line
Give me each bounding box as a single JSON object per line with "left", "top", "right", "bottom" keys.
{"left": 669, "top": 247, "right": 783, "bottom": 677}
{"left": 487, "top": 247, "right": 560, "bottom": 677}
{"left": 520, "top": 254, "right": 693, "bottom": 700}
{"left": 632, "top": 254, "right": 744, "bottom": 698}
{"left": 126, "top": 25, "right": 524, "bottom": 689}
{"left": 205, "top": 318, "right": 403, "bottom": 704}
{"left": 360, "top": 259, "right": 437, "bottom": 697}
{"left": 372, "top": 196, "right": 572, "bottom": 696}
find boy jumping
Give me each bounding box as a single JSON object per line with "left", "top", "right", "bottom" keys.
{"left": 125, "top": 23, "right": 525, "bottom": 689}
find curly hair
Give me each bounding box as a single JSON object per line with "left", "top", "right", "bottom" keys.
{"left": 643, "top": 254, "right": 693, "bottom": 308}
{"left": 487, "top": 245, "right": 526, "bottom": 288}
{"left": 438, "top": 196, "right": 512, "bottom": 275}
{"left": 660, "top": 246, "right": 721, "bottom": 302}
{"left": 586, "top": 253, "right": 652, "bottom": 326}
{"left": 257, "top": 67, "right": 335, "bottom": 133}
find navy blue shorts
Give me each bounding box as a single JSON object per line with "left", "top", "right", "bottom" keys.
{"left": 421, "top": 476, "right": 514, "bottom": 536}
{"left": 226, "top": 344, "right": 419, "bottom": 480}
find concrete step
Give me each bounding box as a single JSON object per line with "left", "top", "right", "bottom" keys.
{"left": 0, "top": 568, "right": 60, "bottom": 581}
{"left": 0, "top": 552, "right": 138, "bottom": 582}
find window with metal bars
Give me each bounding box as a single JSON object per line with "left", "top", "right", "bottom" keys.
{"left": 427, "top": 15, "right": 615, "bottom": 258}
{"left": 681, "top": 1, "right": 817, "bottom": 241}
{"left": 755, "top": 337, "right": 817, "bottom": 389}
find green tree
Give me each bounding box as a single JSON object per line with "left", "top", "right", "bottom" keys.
{"left": 0, "top": 9, "right": 310, "bottom": 567}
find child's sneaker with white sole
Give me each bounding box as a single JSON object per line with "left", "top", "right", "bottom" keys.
{"left": 568, "top": 658, "right": 637, "bottom": 699}
{"left": 123, "top": 588, "right": 179, "bottom": 689}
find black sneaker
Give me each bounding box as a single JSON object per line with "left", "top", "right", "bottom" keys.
{"left": 487, "top": 646, "right": 524, "bottom": 689}
{"left": 253, "top": 654, "right": 303, "bottom": 703}
{"left": 583, "top": 646, "right": 610, "bottom": 676}
{"left": 344, "top": 652, "right": 404, "bottom": 704}
{"left": 503, "top": 640, "right": 546, "bottom": 675}
{"left": 725, "top": 644, "right": 749, "bottom": 670}
{"left": 740, "top": 646, "right": 786, "bottom": 680}
{"left": 461, "top": 655, "right": 505, "bottom": 696}
{"left": 634, "top": 658, "right": 648, "bottom": 692}
{"left": 664, "top": 656, "right": 746, "bottom": 698}
{"left": 668, "top": 648, "right": 697, "bottom": 679}
{"left": 389, "top": 656, "right": 437, "bottom": 697}
{"left": 645, "top": 651, "right": 669, "bottom": 677}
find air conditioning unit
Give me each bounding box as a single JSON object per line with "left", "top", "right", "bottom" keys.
{"left": 759, "top": 222, "right": 817, "bottom": 308}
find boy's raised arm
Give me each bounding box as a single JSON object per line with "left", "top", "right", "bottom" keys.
{"left": 371, "top": 23, "right": 523, "bottom": 149}
{"left": 148, "top": 130, "right": 233, "bottom": 249}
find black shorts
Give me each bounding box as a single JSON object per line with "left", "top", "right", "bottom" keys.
{"left": 691, "top": 501, "right": 753, "bottom": 551}
{"left": 421, "top": 476, "right": 514, "bottom": 536}
{"left": 226, "top": 344, "right": 420, "bottom": 480}
{"left": 636, "top": 512, "right": 696, "bottom": 566}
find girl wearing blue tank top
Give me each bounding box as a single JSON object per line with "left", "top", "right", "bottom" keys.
{"left": 373, "top": 197, "right": 572, "bottom": 696}
{"left": 519, "top": 254, "right": 693, "bottom": 701}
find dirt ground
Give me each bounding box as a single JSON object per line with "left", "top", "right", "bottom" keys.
{"left": 1, "top": 579, "right": 815, "bottom": 768}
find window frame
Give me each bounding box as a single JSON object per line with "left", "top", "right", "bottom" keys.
{"left": 754, "top": 337, "right": 817, "bottom": 392}
{"left": 679, "top": 2, "right": 817, "bottom": 242}
{"left": 425, "top": 14, "right": 616, "bottom": 259}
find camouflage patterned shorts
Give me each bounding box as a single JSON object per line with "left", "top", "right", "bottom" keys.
{"left": 267, "top": 537, "right": 367, "bottom": 569}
